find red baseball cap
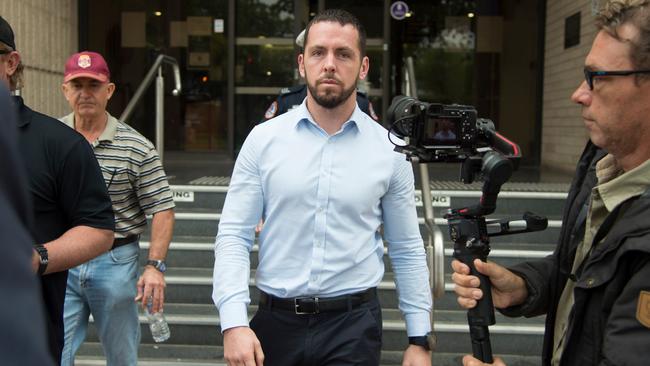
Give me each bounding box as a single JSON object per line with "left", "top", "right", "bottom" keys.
{"left": 64, "top": 51, "right": 110, "bottom": 83}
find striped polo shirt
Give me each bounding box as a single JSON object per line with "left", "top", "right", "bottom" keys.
{"left": 61, "top": 112, "right": 175, "bottom": 238}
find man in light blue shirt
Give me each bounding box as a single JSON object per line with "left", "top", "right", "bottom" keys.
{"left": 213, "top": 9, "right": 432, "bottom": 366}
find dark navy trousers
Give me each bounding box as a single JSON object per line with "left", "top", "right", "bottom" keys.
{"left": 250, "top": 296, "right": 383, "bottom": 366}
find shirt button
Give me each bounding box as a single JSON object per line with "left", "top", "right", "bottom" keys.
{"left": 586, "top": 278, "right": 595, "bottom": 287}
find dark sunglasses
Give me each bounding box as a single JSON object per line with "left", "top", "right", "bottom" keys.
{"left": 0, "top": 49, "right": 12, "bottom": 55}
{"left": 584, "top": 67, "right": 650, "bottom": 90}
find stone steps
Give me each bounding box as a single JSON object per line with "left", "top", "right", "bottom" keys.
{"left": 72, "top": 183, "right": 565, "bottom": 363}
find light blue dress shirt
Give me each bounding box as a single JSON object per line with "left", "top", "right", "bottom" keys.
{"left": 212, "top": 101, "right": 432, "bottom": 336}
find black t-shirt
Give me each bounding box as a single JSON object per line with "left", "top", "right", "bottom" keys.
{"left": 14, "top": 96, "right": 114, "bottom": 363}
{"left": 0, "top": 89, "right": 54, "bottom": 365}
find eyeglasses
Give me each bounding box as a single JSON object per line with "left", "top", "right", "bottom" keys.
{"left": 0, "top": 50, "right": 11, "bottom": 55}
{"left": 584, "top": 67, "right": 650, "bottom": 90}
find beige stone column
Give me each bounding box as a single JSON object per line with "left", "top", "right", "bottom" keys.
{"left": 541, "top": 1, "right": 597, "bottom": 174}
{"left": 1, "top": 0, "right": 78, "bottom": 117}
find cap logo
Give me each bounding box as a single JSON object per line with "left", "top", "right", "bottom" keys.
{"left": 77, "top": 54, "right": 92, "bottom": 69}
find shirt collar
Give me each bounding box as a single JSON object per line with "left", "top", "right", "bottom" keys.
{"left": 293, "top": 99, "right": 365, "bottom": 135}
{"left": 61, "top": 111, "right": 119, "bottom": 143}
{"left": 596, "top": 154, "right": 650, "bottom": 212}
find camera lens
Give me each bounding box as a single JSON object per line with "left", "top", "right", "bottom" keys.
{"left": 386, "top": 96, "right": 420, "bottom": 138}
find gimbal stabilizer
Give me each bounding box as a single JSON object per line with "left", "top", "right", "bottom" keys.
{"left": 444, "top": 144, "right": 548, "bottom": 362}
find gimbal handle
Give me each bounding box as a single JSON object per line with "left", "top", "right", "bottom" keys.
{"left": 455, "top": 246, "right": 495, "bottom": 363}
{"left": 448, "top": 214, "right": 496, "bottom": 363}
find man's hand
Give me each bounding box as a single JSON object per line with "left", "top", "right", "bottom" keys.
{"left": 462, "top": 355, "right": 507, "bottom": 366}
{"left": 402, "top": 344, "right": 431, "bottom": 366}
{"left": 451, "top": 259, "right": 528, "bottom": 309}
{"left": 223, "top": 326, "right": 264, "bottom": 366}
{"left": 255, "top": 219, "right": 264, "bottom": 234}
{"left": 135, "top": 266, "right": 166, "bottom": 313}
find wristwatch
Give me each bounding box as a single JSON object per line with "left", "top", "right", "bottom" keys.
{"left": 34, "top": 245, "right": 49, "bottom": 275}
{"left": 146, "top": 259, "right": 167, "bottom": 273}
{"left": 408, "top": 332, "right": 435, "bottom": 351}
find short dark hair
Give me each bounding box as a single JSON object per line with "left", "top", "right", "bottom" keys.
{"left": 596, "top": 0, "right": 650, "bottom": 74}
{"left": 303, "top": 9, "right": 367, "bottom": 57}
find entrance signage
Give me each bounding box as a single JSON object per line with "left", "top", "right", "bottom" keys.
{"left": 172, "top": 189, "right": 195, "bottom": 202}
{"left": 414, "top": 192, "right": 451, "bottom": 207}
{"left": 390, "top": 1, "right": 409, "bottom": 20}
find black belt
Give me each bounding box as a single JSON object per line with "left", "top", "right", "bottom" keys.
{"left": 259, "top": 288, "right": 376, "bottom": 314}
{"left": 111, "top": 235, "right": 139, "bottom": 250}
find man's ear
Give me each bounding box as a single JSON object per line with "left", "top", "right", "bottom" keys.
{"left": 61, "top": 83, "right": 67, "bottom": 97}
{"left": 4, "top": 51, "right": 20, "bottom": 77}
{"left": 359, "top": 56, "right": 369, "bottom": 81}
{"left": 298, "top": 53, "right": 305, "bottom": 78}
{"left": 107, "top": 82, "right": 116, "bottom": 100}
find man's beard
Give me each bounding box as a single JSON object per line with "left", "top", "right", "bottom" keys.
{"left": 306, "top": 75, "right": 357, "bottom": 109}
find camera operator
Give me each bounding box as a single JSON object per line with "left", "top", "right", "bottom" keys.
{"left": 451, "top": 1, "right": 650, "bottom": 365}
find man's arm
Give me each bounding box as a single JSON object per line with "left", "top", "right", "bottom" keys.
{"left": 381, "top": 156, "right": 432, "bottom": 365}
{"left": 212, "top": 128, "right": 263, "bottom": 328}
{"left": 32, "top": 226, "right": 112, "bottom": 274}
{"left": 135, "top": 209, "right": 174, "bottom": 313}
{"left": 499, "top": 255, "right": 559, "bottom": 317}
{"left": 212, "top": 128, "right": 264, "bottom": 365}
{"left": 33, "top": 138, "right": 115, "bottom": 274}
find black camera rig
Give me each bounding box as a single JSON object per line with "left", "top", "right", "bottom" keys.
{"left": 387, "top": 95, "right": 548, "bottom": 362}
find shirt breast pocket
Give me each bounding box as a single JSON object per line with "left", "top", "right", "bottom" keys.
{"left": 101, "top": 166, "right": 135, "bottom": 193}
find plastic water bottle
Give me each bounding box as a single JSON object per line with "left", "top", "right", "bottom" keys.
{"left": 146, "top": 302, "right": 170, "bottom": 343}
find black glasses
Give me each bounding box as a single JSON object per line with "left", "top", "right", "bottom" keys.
{"left": 584, "top": 67, "right": 650, "bottom": 90}
{"left": 0, "top": 50, "right": 11, "bottom": 55}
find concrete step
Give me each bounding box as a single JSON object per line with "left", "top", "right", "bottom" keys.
{"left": 75, "top": 342, "right": 541, "bottom": 366}
{"left": 79, "top": 303, "right": 543, "bottom": 355}
{"left": 155, "top": 266, "right": 535, "bottom": 312}
{"left": 75, "top": 183, "right": 561, "bottom": 364}
{"left": 138, "top": 239, "right": 555, "bottom": 273}
{"left": 169, "top": 184, "right": 568, "bottom": 220}
{"left": 74, "top": 342, "right": 541, "bottom": 366}
{"left": 151, "top": 211, "right": 563, "bottom": 245}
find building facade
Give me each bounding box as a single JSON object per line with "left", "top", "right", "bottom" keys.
{"left": 2, "top": 0, "right": 601, "bottom": 175}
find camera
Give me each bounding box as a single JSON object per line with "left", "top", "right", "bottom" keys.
{"left": 386, "top": 97, "right": 546, "bottom": 362}
{"left": 385, "top": 96, "right": 517, "bottom": 164}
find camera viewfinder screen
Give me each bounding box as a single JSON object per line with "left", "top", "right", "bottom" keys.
{"left": 423, "top": 117, "right": 460, "bottom": 146}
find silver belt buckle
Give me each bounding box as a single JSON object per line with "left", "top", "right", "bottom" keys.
{"left": 294, "top": 297, "right": 319, "bottom": 314}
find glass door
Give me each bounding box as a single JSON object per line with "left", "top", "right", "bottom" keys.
{"left": 83, "top": 0, "right": 230, "bottom": 155}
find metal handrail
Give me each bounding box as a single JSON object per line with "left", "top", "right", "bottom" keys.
{"left": 404, "top": 56, "right": 446, "bottom": 349}
{"left": 404, "top": 57, "right": 445, "bottom": 299}
{"left": 119, "top": 54, "right": 182, "bottom": 162}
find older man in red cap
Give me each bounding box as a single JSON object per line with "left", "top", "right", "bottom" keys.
{"left": 59, "top": 51, "right": 175, "bottom": 366}
{"left": 0, "top": 16, "right": 115, "bottom": 365}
